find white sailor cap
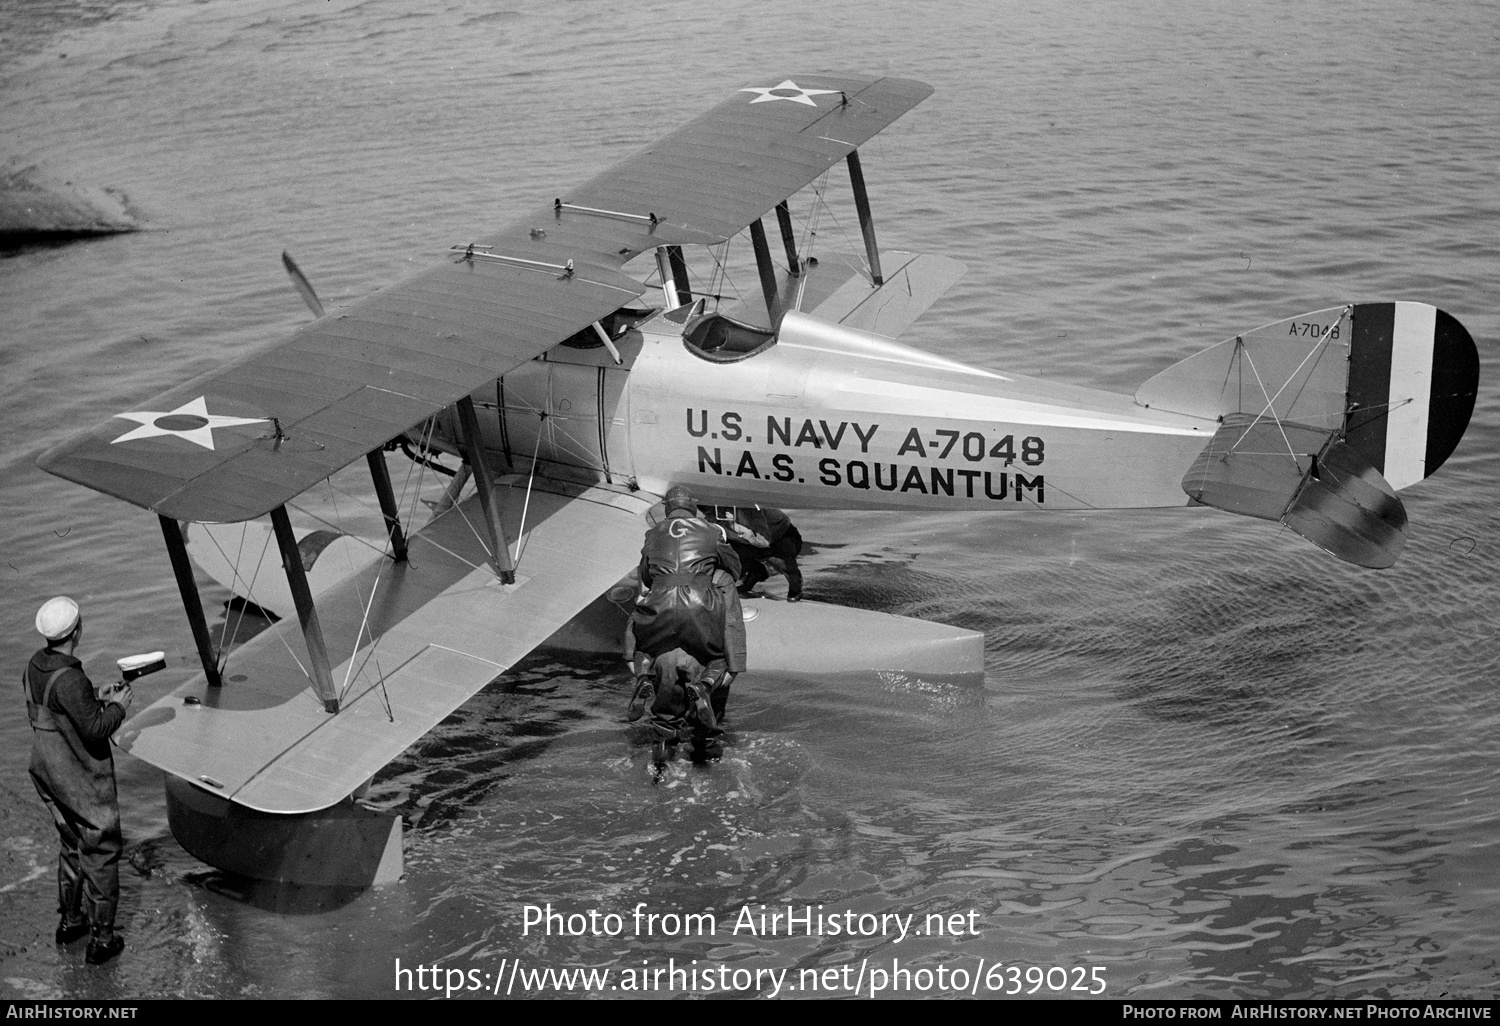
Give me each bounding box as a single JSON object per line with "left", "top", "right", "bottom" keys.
{"left": 35, "top": 596, "right": 81, "bottom": 641}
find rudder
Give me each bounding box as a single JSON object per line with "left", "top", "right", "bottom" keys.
{"left": 1345, "top": 302, "right": 1478, "bottom": 490}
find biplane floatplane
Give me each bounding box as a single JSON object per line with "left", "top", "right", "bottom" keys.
{"left": 37, "top": 75, "right": 1479, "bottom": 888}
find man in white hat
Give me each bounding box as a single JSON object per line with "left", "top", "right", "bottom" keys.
{"left": 25, "top": 596, "right": 132, "bottom": 965}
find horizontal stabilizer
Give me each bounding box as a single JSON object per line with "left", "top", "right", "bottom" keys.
{"left": 1183, "top": 414, "right": 1406, "bottom": 568}
{"left": 1182, "top": 414, "right": 1331, "bottom": 521}
{"left": 718, "top": 250, "right": 966, "bottom": 338}
{"left": 803, "top": 251, "right": 966, "bottom": 337}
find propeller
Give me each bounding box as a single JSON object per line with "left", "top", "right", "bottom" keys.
{"left": 281, "top": 250, "right": 325, "bottom": 319}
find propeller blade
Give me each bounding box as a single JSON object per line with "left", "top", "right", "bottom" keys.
{"left": 281, "top": 250, "right": 325, "bottom": 319}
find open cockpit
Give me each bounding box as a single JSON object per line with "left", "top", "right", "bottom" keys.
{"left": 680, "top": 308, "right": 778, "bottom": 363}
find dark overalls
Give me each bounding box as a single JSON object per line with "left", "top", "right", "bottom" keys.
{"left": 631, "top": 512, "right": 743, "bottom": 669}
{"left": 630, "top": 513, "right": 743, "bottom": 760}
{"left": 727, "top": 507, "right": 803, "bottom": 600}
{"left": 24, "top": 649, "right": 125, "bottom": 944}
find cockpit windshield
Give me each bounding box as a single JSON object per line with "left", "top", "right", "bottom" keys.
{"left": 681, "top": 311, "right": 777, "bottom": 363}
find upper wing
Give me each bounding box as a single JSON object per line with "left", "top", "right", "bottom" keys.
{"left": 116, "top": 479, "right": 655, "bottom": 814}
{"left": 546, "top": 74, "right": 934, "bottom": 249}
{"left": 37, "top": 74, "right": 932, "bottom": 524}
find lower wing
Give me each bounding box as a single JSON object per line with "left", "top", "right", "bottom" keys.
{"left": 117, "top": 480, "right": 654, "bottom": 814}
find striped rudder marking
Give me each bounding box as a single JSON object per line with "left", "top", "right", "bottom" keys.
{"left": 1345, "top": 302, "right": 1478, "bottom": 491}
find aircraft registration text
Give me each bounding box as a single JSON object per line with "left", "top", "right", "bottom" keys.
{"left": 1290, "top": 320, "right": 1341, "bottom": 339}
{"left": 685, "top": 408, "right": 1047, "bottom": 505}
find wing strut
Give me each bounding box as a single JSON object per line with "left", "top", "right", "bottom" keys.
{"left": 749, "top": 217, "right": 783, "bottom": 329}
{"left": 269, "top": 505, "right": 340, "bottom": 713}
{"left": 159, "top": 516, "right": 223, "bottom": 690}
{"left": 365, "top": 449, "right": 409, "bottom": 562}
{"left": 775, "top": 201, "right": 801, "bottom": 275}
{"left": 846, "top": 149, "right": 884, "bottom": 286}
{"left": 456, "top": 396, "right": 517, "bottom": 583}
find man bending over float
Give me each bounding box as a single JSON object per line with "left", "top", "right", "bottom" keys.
{"left": 624, "top": 486, "right": 744, "bottom": 766}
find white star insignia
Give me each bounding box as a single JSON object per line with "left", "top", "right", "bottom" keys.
{"left": 110, "top": 396, "right": 268, "bottom": 451}
{"left": 740, "top": 80, "right": 840, "bottom": 107}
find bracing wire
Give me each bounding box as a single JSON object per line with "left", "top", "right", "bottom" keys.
{"left": 811, "top": 178, "right": 873, "bottom": 282}
{"left": 222, "top": 525, "right": 274, "bottom": 665}
{"left": 324, "top": 477, "right": 363, "bottom": 583}
{"left": 793, "top": 174, "right": 829, "bottom": 311}
{"left": 202, "top": 521, "right": 275, "bottom": 675}
{"left": 341, "top": 636, "right": 395, "bottom": 722}
{"left": 450, "top": 492, "right": 493, "bottom": 561}
{"left": 1247, "top": 308, "right": 1350, "bottom": 430}
{"left": 395, "top": 419, "right": 431, "bottom": 532}
{"left": 339, "top": 564, "right": 384, "bottom": 702}
{"left": 412, "top": 534, "right": 486, "bottom": 574}
{"left": 511, "top": 416, "right": 548, "bottom": 570}
{"left": 323, "top": 475, "right": 394, "bottom": 714}
{"left": 199, "top": 517, "right": 317, "bottom": 690}
{"left": 479, "top": 394, "right": 601, "bottom": 471}
{"left": 1230, "top": 345, "right": 1301, "bottom": 467}
{"left": 1227, "top": 308, "right": 1351, "bottom": 466}
{"left": 705, "top": 238, "right": 743, "bottom": 312}
{"left": 212, "top": 520, "right": 251, "bottom": 662}
{"left": 322, "top": 475, "right": 389, "bottom": 523}
{"left": 285, "top": 502, "right": 392, "bottom": 561}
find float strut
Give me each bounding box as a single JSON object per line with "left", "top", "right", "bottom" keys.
{"left": 456, "top": 396, "right": 517, "bottom": 584}
{"left": 433, "top": 463, "right": 471, "bottom": 516}
{"left": 748, "top": 217, "right": 783, "bottom": 330}
{"left": 366, "top": 449, "right": 408, "bottom": 563}
{"left": 775, "top": 201, "right": 800, "bottom": 275}
{"left": 269, "top": 505, "right": 339, "bottom": 713}
{"left": 158, "top": 516, "right": 222, "bottom": 689}
{"left": 846, "top": 149, "right": 884, "bottom": 286}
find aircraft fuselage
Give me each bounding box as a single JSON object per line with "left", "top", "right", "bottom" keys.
{"left": 449, "top": 307, "right": 1214, "bottom": 514}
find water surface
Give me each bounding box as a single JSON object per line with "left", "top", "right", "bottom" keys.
{"left": 1, "top": 0, "right": 1496, "bottom": 1000}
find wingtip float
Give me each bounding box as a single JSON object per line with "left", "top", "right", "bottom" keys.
{"left": 35, "top": 75, "right": 1480, "bottom": 888}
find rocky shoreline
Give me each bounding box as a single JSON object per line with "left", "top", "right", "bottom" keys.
{"left": 0, "top": 164, "right": 140, "bottom": 248}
